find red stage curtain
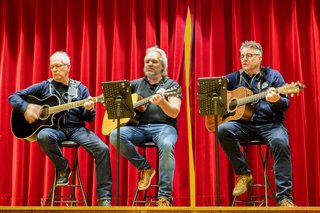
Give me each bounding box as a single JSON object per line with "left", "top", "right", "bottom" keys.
{"left": 189, "top": 0, "right": 320, "bottom": 206}
{"left": 0, "top": 0, "right": 189, "bottom": 206}
{"left": 1, "top": 0, "right": 319, "bottom": 206}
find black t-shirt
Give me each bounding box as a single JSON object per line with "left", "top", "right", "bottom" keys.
{"left": 130, "top": 76, "right": 182, "bottom": 127}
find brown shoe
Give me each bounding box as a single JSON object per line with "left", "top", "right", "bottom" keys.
{"left": 138, "top": 168, "right": 155, "bottom": 190}
{"left": 232, "top": 173, "right": 253, "bottom": 196}
{"left": 279, "top": 198, "right": 296, "bottom": 207}
{"left": 158, "top": 197, "right": 173, "bottom": 207}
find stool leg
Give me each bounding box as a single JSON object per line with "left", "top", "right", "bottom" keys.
{"left": 75, "top": 152, "right": 88, "bottom": 206}
{"left": 132, "top": 186, "right": 140, "bottom": 206}
{"left": 263, "top": 146, "right": 268, "bottom": 206}
{"left": 232, "top": 196, "right": 237, "bottom": 206}
{"left": 51, "top": 169, "right": 58, "bottom": 206}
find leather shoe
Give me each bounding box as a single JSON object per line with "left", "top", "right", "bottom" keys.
{"left": 138, "top": 168, "right": 155, "bottom": 190}
{"left": 158, "top": 197, "right": 173, "bottom": 207}
{"left": 279, "top": 198, "right": 296, "bottom": 207}
{"left": 98, "top": 199, "right": 111, "bottom": 206}
{"left": 56, "top": 166, "right": 71, "bottom": 186}
{"left": 232, "top": 173, "right": 253, "bottom": 196}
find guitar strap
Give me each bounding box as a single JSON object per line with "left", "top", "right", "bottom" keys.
{"left": 238, "top": 66, "right": 269, "bottom": 93}
{"left": 48, "top": 78, "right": 80, "bottom": 103}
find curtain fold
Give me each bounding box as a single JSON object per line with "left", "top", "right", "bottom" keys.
{"left": 189, "top": 0, "right": 320, "bottom": 206}
{"left": 1, "top": 0, "right": 319, "bottom": 206}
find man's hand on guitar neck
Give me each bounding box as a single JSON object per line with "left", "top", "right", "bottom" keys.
{"left": 266, "top": 87, "right": 280, "bottom": 103}
{"left": 150, "top": 93, "right": 165, "bottom": 106}
{"left": 84, "top": 96, "right": 95, "bottom": 112}
{"left": 150, "top": 92, "right": 181, "bottom": 119}
{"left": 24, "top": 103, "right": 42, "bottom": 124}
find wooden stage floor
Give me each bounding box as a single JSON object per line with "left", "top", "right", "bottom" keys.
{"left": 0, "top": 206, "right": 320, "bottom": 213}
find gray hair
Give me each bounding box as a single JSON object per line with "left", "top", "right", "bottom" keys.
{"left": 50, "top": 51, "right": 71, "bottom": 65}
{"left": 145, "top": 46, "right": 168, "bottom": 76}
{"left": 240, "top": 41, "right": 263, "bottom": 56}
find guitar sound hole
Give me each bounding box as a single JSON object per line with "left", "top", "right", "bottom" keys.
{"left": 40, "top": 107, "right": 49, "bottom": 119}
{"left": 229, "top": 99, "right": 238, "bottom": 111}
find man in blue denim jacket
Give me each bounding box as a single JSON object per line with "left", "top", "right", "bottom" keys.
{"left": 8, "top": 51, "right": 112, "bottom": 206}
{"left": 218, "top": 41, "right": 295, "bottom": 207}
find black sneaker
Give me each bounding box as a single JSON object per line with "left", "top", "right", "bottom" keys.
{"left": 98, "top": 199, "right": 111, "bottom": 206}
{"left": 56, "top": 166, "right": 71, "bottom": 186}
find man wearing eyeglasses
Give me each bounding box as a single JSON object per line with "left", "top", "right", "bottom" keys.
{"left": 8, "top": 51, "right": 112, "bottom": 206}
{"left": 217, "top": 41, "right": 296, "bottom": 207}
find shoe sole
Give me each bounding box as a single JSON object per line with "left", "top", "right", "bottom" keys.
{"left": 56, "top": 170, "right": 72, "bottom": 186}
{"left": 138, "top": 169, "right": 156, "bottom": 190}
{"left": 232, "top": 178, "right": 254, "bottom": 196}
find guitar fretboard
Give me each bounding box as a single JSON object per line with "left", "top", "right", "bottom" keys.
{"left": 47, "top": 95, "right": 103, "bottom": 114}
{"left": 133, "top": 90, "right": 180, "bottom": 108}
{"left": 133, "top": 97, "right": 152, "bottom": 108}
{"left": 237, "top": 91, "right": 268, "bottom": 106}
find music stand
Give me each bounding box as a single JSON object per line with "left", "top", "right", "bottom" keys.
{"left": 101, "top": 80, "right": 133, "bottom": 206}
{"left": 197, "top": 76, "right": 228, "bottom": 206}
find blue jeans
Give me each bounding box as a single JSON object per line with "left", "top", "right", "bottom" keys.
{"left": 37, "top": 127, "right": 112, "bottom": 200}
{"left": 109, "top": 124, "right": 177, "bottom": 199}
{"left": 218, "top": 121, "right": 293, "bottom": 203}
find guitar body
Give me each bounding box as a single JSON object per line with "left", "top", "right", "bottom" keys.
{"left": 11, "top": 95, "right": 66, "bottom": 142}
{"left": 101, "top": 86, "right": 182, "bottom": 135}
{"left": 102, "top": 93, "right": 139, "bottom": 136}
{"left": 205, "top": 87, "right": 253, "bottom": 132}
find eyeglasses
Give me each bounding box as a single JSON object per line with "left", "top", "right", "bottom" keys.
{"left": 240, "top": 53, "right": 260, "bottom": 60}
{"left": 49, "top": 64, "right": 66, "bottom": 70}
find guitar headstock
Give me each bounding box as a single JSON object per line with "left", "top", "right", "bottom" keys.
{"left": 96, "top": 94, "right": 105, "bottom": 103}
{"left": 161, "top": 86, "right": 182, "bottom": 97}
{"left": 278, "top": 81, "right": 306, "bottom": 96}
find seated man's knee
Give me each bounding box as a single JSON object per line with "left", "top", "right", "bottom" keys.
{"left": 158, "top": 141, "right": 174, "bottom": 155}
{"left": 217, "top": 123, "right": 231, "bottom": 140}
{"left": 36, "top": 130, "right": 54, "bottom": 145}
{"left": 109, "top": 130, "right": 118, "bottom": 147}
{"left": 271, "top": 137, "right": 289, "bottom": 150}
{"left": 99, "top": 143, "right": 110, "bottom": 155}
{"left": 37, "top": 131, "right": 48, "bottom": 143}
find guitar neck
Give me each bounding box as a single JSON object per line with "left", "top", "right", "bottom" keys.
{"left": 237, "top": 86, "right": 288, "bottom": 106}
{"left": 133, "top": 97, "right": 152, "bottom": 108}
{"left": 132, "top": 87, "right": 181, "bottom": 108}
{"left": 48, "top": 95, "right": 102, "bottom": 114}
{"left": 237, "top": 91, "right": 268, "bottom": 106}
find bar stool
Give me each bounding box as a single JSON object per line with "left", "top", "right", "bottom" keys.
{"left": 45, "top": 141, "right": 88, "bottom": 206}
{"left": 232, "top": 140, "right": 276, "bottom": 206}
{"left": 132, "top": 142, "right": 159, "bottom": 206}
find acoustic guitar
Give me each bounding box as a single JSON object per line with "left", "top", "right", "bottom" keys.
{"left": 205, "top": 81, "right": 305, "bottom": 132}
{"left": 11, "top": 94, "right": 104, "bottom": 142}
{"left": 102, "top": 86, "right": 182, "bottom": 135}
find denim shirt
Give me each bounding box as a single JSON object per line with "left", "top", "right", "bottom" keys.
{"left": 225, "top": 67, "right": 290, "bottom": 124}
{"left": 8, "top": 78, "right": 95, "bottom": 128}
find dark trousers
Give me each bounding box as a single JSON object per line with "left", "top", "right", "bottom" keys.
{"left": 37, "top": 127, "right": 112, "bottom": 200}
{"left": 218, "top": 121, "right": 293, "bottom": 203}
